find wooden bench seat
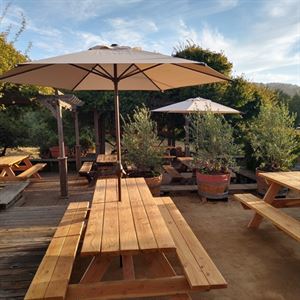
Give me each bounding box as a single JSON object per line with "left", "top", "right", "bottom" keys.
{"left": 234, "top": 193, "right": 300, "bottom": 241}
{"left": 157, "top": 197, "right": 227, "bottom": 290}
{"left": 79, "top": 162, "right": 94, "bottom": 183}
{"left": 17, "top": 163, "right": 47, "bottom": 179}
{"left": 25, "top": 201, "right": 89, "bottom": 300}
{"left": 163, "top": 165, "right": 182, "bottom": 181}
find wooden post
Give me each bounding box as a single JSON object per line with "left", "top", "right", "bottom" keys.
{"left": 56, "top": 91, "right": 68, "bottom": 198}
{"left": 94, "top": 110, "right": 100, "bottom": 156}
{"left": 74, "top": 109, "right": 81, "bottom": 171}
{"left": 184, "top": 116, "right": 190, "bottom": 156}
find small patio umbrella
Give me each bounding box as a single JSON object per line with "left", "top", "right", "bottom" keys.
{"left": 152, "top": 97, "right": 240, "bottom": 156}
{"left": 0, "top": 44, "right": 229, "bottom": 200}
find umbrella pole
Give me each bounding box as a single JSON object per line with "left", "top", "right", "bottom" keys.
{"left": 55, "top": 94, "right": 68, "bottom": 198}
{"left": 114, "top": 64, "right": 122, "bottom": 201}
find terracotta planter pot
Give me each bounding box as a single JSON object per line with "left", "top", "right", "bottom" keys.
{"left": 196, "top": 171, "right": 230, "bottom": 199}
{"left": 144, "top": 174, "right": 162, "bottom": 197}
{"left": 49, "top": 146, "right": 69, "bottom": 158}
{"left": 256, "top": 169, "right": 288, "bottom": 197}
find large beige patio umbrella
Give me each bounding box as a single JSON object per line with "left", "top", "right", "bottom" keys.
{"left": 152, "top": 97, "right": 240, "bottom": 155}
{"left": 0, "top": 44, "right": 229, "bottom": 200}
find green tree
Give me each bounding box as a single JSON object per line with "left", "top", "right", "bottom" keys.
{"left": 289, "top": 94, "right": 300, "bottom": 126}
{"left": 174, "top": 41, "right": 233, "bottom": 76}
{"left": 122, "top": 105, "right": 163, "bottom": 176}
{"left": 245, "top": 103, "right": 300, "bottom": 171}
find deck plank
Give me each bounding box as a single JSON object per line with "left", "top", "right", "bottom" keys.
{"left": 118, "top": 180, "right": 139, "bottom": 254}
{"left": 126, "top": 178, "right": 158, "bottom": 251}
{"left": 0, "top": 205, "right": 65, "bottom": 299}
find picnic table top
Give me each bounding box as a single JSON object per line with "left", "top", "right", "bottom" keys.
{"left": 81, "top": 177, "right": 176, "bottom": 256}
{"left": 0, "top": 155, "right": 29, "bottom": 167}
{"left": 177, "top": 156, "right": 193, "bottom": 168}
{"left": 177, "top": 157, "right": 192, "bottom": 161}
{"left": 162, "top": 155, "right": 176, "bottom": 159}
{"left": 96, "top": 154, "right": 117, "bottom": 164}
{"left": 259, "top": 171, "right": 300, "bottom": 192}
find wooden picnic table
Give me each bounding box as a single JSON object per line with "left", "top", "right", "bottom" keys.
{"left": 0, "top": 155, "right": 46, "bottom": 181}
{"left": 25, "top": 177, "right": 227, "bottom": 299}
{"left": 96, "top": 154, "right": 117, "bottom": 164}
{"left": 234, "top": 171, "right": 300, "bottom": 241}
{"left": 81, "top": 177, "right": 175, "bottom": 256}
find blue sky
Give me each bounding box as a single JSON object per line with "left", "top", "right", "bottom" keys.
{"left": 1, "top": 0, "right": 300, "bottom": 85}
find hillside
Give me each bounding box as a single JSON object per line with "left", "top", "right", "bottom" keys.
{"left": 258, "top": 82, "right": 300, "bottom": 96}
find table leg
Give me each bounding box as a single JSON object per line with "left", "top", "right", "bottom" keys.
{"left": 248, "top": 182, "right": 281, "bottom": 228}
{"left": 122, "top": 255, "right": 135, "bottom": 280}
{"left": 1, "top": 167, "right": 16, "bottom": 179}
{"left": 0, "top": 168, "right": 6, "bottom": 177}
{"left": 144, "top": 252, "right": 191, "bottom": 300}
{"left": 80, "top": 256, "right": 112, "bottom": 283}
{"left": 24, "top": 157, "right": 41, "bottom": 178}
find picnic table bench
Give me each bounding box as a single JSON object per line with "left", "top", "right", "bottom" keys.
{"left": 96, "top": 154, "right": 118, "bottom": 178}
{"left": 24, "top": 201, "right": 89, "bottom": 300}
{"left": 163, "top": 164, "right": 183, "bottom": 181}
{"left": 0, "top": 155, "right": 46, "bottom": 181}
{"left": 234, "top": 171, "right": 300, "bottom": 241}
{"left": 25, "top": 177, "right": 227, "bottom": 299}
{"left": 79, "top": 161, "right": 95, "bottom": 183}
{"left": 96, "top": 154, "right": 118, "bottom": 164}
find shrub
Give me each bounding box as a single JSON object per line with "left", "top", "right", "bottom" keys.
{"left": 245, "top": 103, "right": 300, "bottom": 171}
{"left": 189, "top": 111, "right": 243, "bottom": 174}
{"left": 122, "top": 105, "right": 163, "bottom": 176}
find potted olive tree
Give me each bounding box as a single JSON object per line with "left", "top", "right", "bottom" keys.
{"left": 122, "top": 105, "right": 164, "bottom": 196}
{"left": 246, "top": 103, "right": 300, "bottom": 195}
{"left": 190, "top": 111, "right": 243, "bottom": 199}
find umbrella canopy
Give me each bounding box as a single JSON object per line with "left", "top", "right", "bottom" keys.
{"left": 152, "top": 97, "right": 240, "bottom": 114}
{"left": 0, "top": 44, "right": 230, "bottom": 200}
{"left": 152, "top": 97, "right": 240, "bottom": 156}
{"left": 0, "top": 45, "right": 228, "bottom": 90}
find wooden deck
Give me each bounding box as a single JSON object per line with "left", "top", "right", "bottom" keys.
{"left": 0, "top": 173, "right": 300, "bottom": 299}
{"left": 0, "top": 205, "right": 66, "bottom": 299}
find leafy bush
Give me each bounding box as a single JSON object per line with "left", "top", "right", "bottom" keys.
{"left": 122, "top": 105, "right": 163, "bottom": 176}
{"left": 189, "top": 111, "right": 243, "bottom": 174}
{"left": 80, "top": 126, "right": 95, "bottom": 154}
{"left": 245, "top": 103, "right": 300, "bottom": 171}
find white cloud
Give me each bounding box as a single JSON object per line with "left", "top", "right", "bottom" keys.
{"left": 217, "top": 0, "right": 239, "bottom": 9}
{"left": 177, "top": 19, "right": 198, "bottom": 42}
{"left": 263, "top": 0, "right": 298, "bottom": 17}
{"left": 174, "top": 11, "right": 300, "bottom": 84}
{"left": 39, "top": 0, "right": 144, "bottom": 22}
{"left": 199, "top": 25, "right": 231, "bottom": 53}
{"left": 108, "top": 17, "right": 158, "bottom": 32}
{"left": 2, "top": 0, "right": 299, "bottom": 85}
{"left": 73, "top": 32, "right": 109, "bottom": 50}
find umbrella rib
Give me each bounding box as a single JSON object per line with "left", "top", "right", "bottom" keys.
{"left": 119, "top": 65, "right": 139, "bottom": 79}
{"left": 96, "top": 64, "right": 114, "bottom": 80}
{"left": 0, "top": 64, "right": 53, "bottom": 80}
{"left": 171, "top": 63, "right": 229, "bottom": 81}
{"left": 118, "top": 64, "right": 136, "bottom": 80}
{"left": 119, "top": 64, "right": 163, "bottom": 80}
{"left": 70, "top": 64, "right": 112, "bottom": 80}
{"left": 132, "top": 64, "right": 162, "bottom": 91}
{"left": 71, "top": 64, "right": 98, "bottom": 91}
